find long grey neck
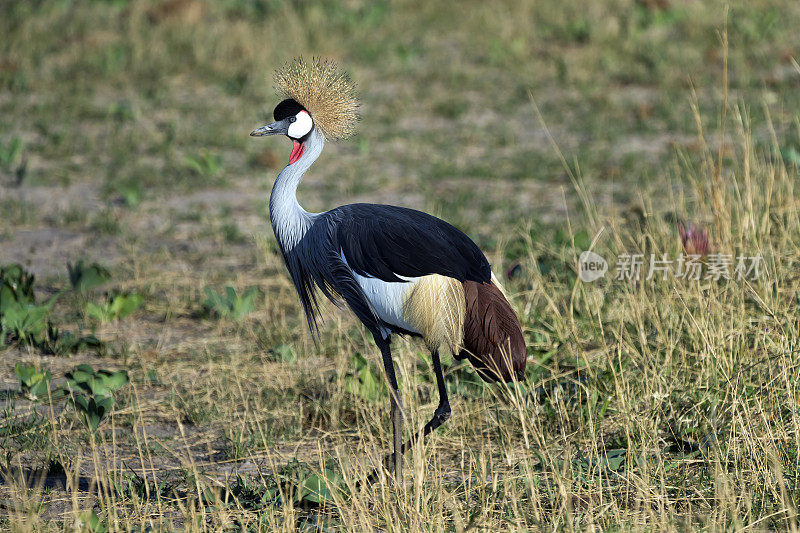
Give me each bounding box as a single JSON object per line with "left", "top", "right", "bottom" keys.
{"left": 269, "top": 128, "right": 325, "bottom": 251}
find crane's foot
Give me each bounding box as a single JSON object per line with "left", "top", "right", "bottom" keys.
{"left": 357, "top": 453, "right": 400, "bottom": 489}
{"left": 357, "top": 403, "right": 450, "bottom": 489}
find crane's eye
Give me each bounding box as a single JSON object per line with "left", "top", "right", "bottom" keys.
{"left": 290, "top": 116, "right": 297, "bottom": 123}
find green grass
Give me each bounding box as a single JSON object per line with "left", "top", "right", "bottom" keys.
{"left": 3, "top": 0, "right": 800, "bottom": 530}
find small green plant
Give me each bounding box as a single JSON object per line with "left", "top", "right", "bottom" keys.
{"left": 111, "top": 470, "right": 176, "bottom": 503}
{"left": 780, "top": 143, "right": 800, "bottom": 167}
{"left": 185, "top": 149, "right": 222, "bottom": 177}
{"left": 1, "top": 263, "right": 101, "bottom": 354}
{"left": 295, "top": 468, "right": 344, "bottom": 506}
{"left": 1, "top": 300, "right": 53, "bottom": 346}
{"left": 0, "top": 137, "right": 26, "bottom": 184}
{"left": 201, "top": 461, "right": 345, "bottom": 511}
{"left": 0, "top": 263, "right": 35, "bottom": 309}
{"left": 276, "top": 459, "right": 346, "bottom": 507}
{"left": 85, "top": 293, "right": 143, "bottom": 322}
{"left": 71, "top": 394, "right": 114, "bottom": 433}
{"left": 203, "top": 286, "right": 259, "bottom": 321}
{"left": 53, "top": 330, "right": 104, "bottom": 355}
{"left": 1, "top": 264, "right": 57, "bottom": 347}
{"left": 68, "top": 260, "right": 111, "bottom": 292}
{"left": 108, "top": 99, "right": 134, "bottom": 122}
{"left": 78, "top": 509, "right": 107, "bottom": 533}
{"left": 65, "top": 364, "right": 129, "bottom": 432}
{"left": 2, "top": 305, "right": 102, "bottom": 354}
{"left": 344, "top": 353, "right": 386, "bottom": 403}
{"left": 14, "top": 363, "right": 51, "bottom": 401}
{"left": 115, "top": 180, "right": 144, "bottom": 207}
{"left": 270, "top": 343, "right": 296, "bottom": 363}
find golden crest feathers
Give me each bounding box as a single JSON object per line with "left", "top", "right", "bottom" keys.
{"left": 274, "top": 57, "right": 360, "bottom": 140}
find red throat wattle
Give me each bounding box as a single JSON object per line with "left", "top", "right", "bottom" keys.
{"left": 288, "top": 141, "right": 305, "bottom": 165}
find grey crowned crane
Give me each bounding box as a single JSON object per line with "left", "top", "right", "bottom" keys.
{"left": 250, "top": 58, "right": 526, "bottom": 483}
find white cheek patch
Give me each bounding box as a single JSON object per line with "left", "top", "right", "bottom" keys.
{"left": 288, "top": 110, "right": 313, "bottom": 139}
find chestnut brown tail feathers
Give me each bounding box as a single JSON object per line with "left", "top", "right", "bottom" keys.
{"left": 457, "top": 280, "right": 526, "bottom": 383}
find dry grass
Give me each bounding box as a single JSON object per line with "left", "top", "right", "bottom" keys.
{"left": 3, "top": 0, "right": 800, "bottom": 530}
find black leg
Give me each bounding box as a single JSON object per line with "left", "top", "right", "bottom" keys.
{"left": 362, "top": 348, "right": 451, "bottom": 487}
{"left": 400, "top": 349, "right": 451, "bottom": 453}
{"left": 376, "top": 335, "right": 403, "bottom": 484}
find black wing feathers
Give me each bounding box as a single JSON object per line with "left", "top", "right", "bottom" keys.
{"left": 278, "top": 248, "right": 326, "bottom": 334}
{"left": 281, "top": 203, "right": 491, "bottom": 337}
{"left": 334, "top": 204, "right": 491, "bottom": 283}
{"left": 281, "top": 219, "right": 383, "bottom": 336}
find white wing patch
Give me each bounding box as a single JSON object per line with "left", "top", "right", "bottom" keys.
{"left": 340, "top": 250, "right": 420, "bottom": 334}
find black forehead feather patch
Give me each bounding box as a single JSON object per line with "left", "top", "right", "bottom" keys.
{"left": 273, "top": 98, "right": 306, "bottom": 121}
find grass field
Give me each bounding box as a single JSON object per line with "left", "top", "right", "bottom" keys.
{"left": 3, "top": 0, "right": 800, "bottom": 530}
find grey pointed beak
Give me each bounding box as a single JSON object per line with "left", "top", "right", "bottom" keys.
{"left": 250, "top": 119, "right": 289, "bottom": 137}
